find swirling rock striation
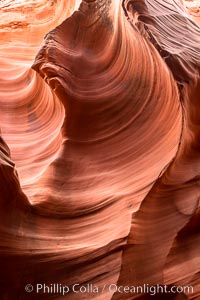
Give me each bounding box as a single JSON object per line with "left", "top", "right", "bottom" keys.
{"left": 0, "top": 0, "right": 200, "bottom": 299}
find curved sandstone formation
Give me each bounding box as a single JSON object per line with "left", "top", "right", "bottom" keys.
{"left": 0, "top": 0, "right": 200, "bottom": 299}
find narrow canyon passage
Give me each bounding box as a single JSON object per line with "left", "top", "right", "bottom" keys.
{"left": 0, "top": 1, "right": 200, "bottom": 299}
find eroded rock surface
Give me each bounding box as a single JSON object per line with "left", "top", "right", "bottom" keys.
{"left": 0, "top": 0, "right": 200, "bottom": 299}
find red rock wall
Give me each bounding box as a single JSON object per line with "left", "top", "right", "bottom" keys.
{"left": 0, "top": 0, "right": 199, "bottom": 299}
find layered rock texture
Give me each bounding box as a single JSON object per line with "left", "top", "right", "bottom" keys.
{"left": 0, "top": 0, "right": 200, "bottom": 299}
